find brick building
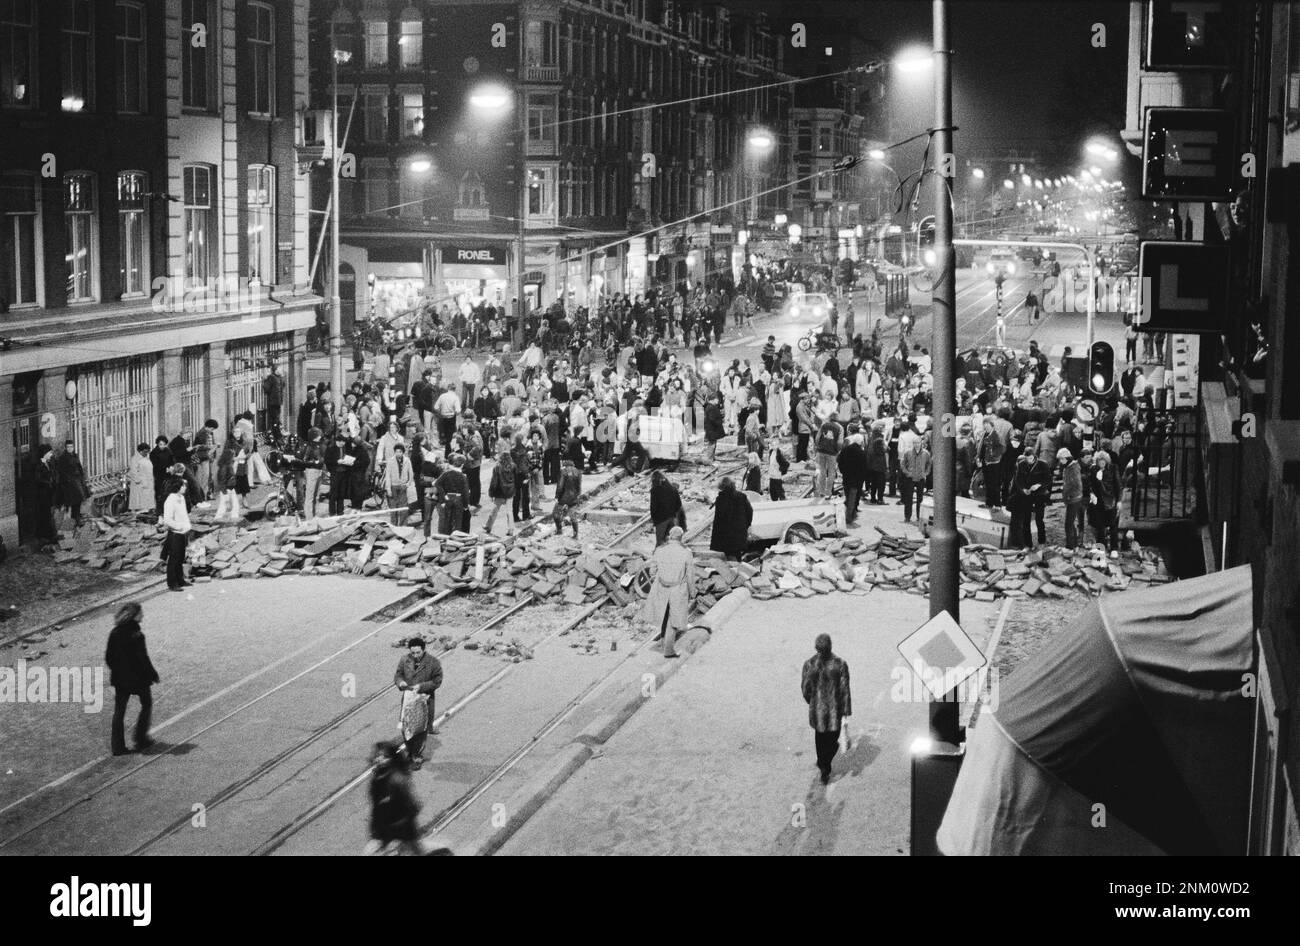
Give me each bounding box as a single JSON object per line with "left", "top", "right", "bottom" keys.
{"left": 308, "top": 0, "right": 798, "bottom": 329}
{"left": 0, "top": 0, "right": 319, "bottom": 546}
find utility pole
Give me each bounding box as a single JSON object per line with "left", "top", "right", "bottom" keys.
{"left": 329, "top": 29, "right": 345, "bottom": 398}
{"left": 927, "top": 0, "right": 962, "bottom": 747}
{"left": 516, "top": 156, "right": 527, "bottom": 351}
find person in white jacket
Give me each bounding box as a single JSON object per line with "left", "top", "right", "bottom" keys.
{"left": 383, "top": 443, "right": 417, "bottom": 526}
{"left": 719, "top": 367, "right": 742, "bottom": 432}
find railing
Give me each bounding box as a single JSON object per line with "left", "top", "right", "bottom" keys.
{"left": 523, "top": 63, "right": 561, "bottom": 82}
{"left": 1127, "top": 407, "right": 1201, "bottom": 522}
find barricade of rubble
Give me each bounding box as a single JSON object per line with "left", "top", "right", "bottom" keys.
{"left": 745, "top": 529, "right": 1168, "bottom": 602}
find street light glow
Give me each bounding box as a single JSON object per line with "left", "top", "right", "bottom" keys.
{"left": 408, "top": 159, "right": 432, "bottom": 173}
{"left": 971, "top": 167, "right": 985, "bottom": 180}
{"left": 1021, "top": 173, "right": 1032, "bottom": 186}
{"left": 867, "top": 148, "right": 886, "bottom": 161}
{"left": 893, "top": 49, "right": 932, "bottom": 73}
{"left": 747, "top": 131, "right": 774, "bottom": 150}
{"left": 1003, "top": 179, "right": 1015, "bottom": 189}
{"left": 468, "top": 86, "right": 510, "bottom": 110}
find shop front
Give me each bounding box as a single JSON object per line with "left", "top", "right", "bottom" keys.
{"left": 559, "top": 246, "right": 592, "bottom": 309}
{"left": 364, "top": 244, "right": 430, "bottom": 323}
{"left": 437, "top": 244, "right": 510, "bottom": 319}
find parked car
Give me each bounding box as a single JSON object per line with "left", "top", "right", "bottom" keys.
{"left": 784, "top": 291, "right": 836, "bottom": 321}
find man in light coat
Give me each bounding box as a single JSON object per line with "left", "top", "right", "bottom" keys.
{"left": 383, "top": 443, "right": 417, "bottom": 525}
{"left": 393, "top": 635, "right": 443, "bottom": 769}
{"left": 642, "top": 526, "right": 695, "bottom": 658}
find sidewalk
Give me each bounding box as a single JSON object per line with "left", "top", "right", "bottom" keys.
{"left": 497, "top": 588, "right": 999, "bottom": 856}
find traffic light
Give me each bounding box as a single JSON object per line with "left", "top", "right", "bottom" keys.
{"left": 1087, "top": 341, "right": 1115, "bottom": 395}
{"left": 917, "top": 215, "right": 937, "bottom": 268}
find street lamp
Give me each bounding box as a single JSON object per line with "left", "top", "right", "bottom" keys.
{"left": 329, "top": 38, "right": 353, "bottom": 398}
{"left": 1002, "top": 179, "right": 1015, "bottom": 190}
{"left": 970, "top": 167, "right": 985, "bottom": 180}
{"left": 894, "top": 48, "right": 933, "bottom": 73}
{"left": 467, "top": 83, "right": 519, "bottom": 344}
{"left": 788, "top": 223, "right": 802, "bottom": 244}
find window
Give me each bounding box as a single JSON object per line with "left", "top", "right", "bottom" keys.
{"left": 797, "top": 121, "right": 811, "bottom": 152}
{"left": 1, "top": 0, "right": 35, "bottom": 107}
{"left": 247, "top": 2, "right": 274, "bottom": 115}
{"left": 526, "top": 167, "right": 554, "bottom": 219}
{"left": 400, "top": 91, "right": 423, "bottom": 139}
{"left": 581, "top": 164, "right": 593, "bottom": 216}
{"left": 183, "top": 165, "right": 215, "bottom": 285}
{"left": 2, "top": 173, "right": 39, "bottom": 307}
{"left": 363, "top": 91, "right": 388, "bottom": 142}
{"left": 526, "top": 93, "right": 555, "bottom": 145}
{"left": 363, "top": 162, "right": 392, "bottom": 214}
{"left": 398, "top": 10, "right": 421, "bottom": 69}
{"left": 115, "top": 2, "right": 145, "bottom": 113}
{"left": 559, "top": 163, "right": 572, "bottom": 218}
{"left": 364, "top": 17, "right": 388, "bottom": 67}
{"left": 117, "top": 171, "right": 148, "bottom": 296}
{"left": 818, "top": 127, "right": 831, "bottom": 152}
{"left": 525, "top": 19, "right": 557, "bottom": 66}
{"left": 182, "top": 0, "right": 213, "bottom": 109}
{"left": 62, "top": 0, "right": 93, "bottom": 111}
{"left": 246, "top": 165, "right": 275, "bottom": 283}
{"left": 63, "top": 172, "right": 96, "bottom": 302}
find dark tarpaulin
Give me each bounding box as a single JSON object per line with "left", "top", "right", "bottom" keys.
{"left": 994, "top": 566, "right": 1253, "bottom": 855}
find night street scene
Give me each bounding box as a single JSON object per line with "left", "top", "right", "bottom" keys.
{"left": 0, "top": 0, "right": 1294, "bottom": 903}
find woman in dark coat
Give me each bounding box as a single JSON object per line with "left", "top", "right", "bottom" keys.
{"left": 105, "top": 601, "right": 159, "bottom": 755}
{"left": 31, "top": 444, "right": 58, "bottom": 544}
{"left": 649, "top": 469, "right": 685, "bottom": 546}
{"left": 148, "top": 436, "right": 174, "bottom": 514}
{"left": 702, "top": 397, "right": 725, "bottom": 463}
{"left": 348, "top": 438, "right": 373, "bottom": 510}
{"left": 709, "top": 477, "right": 753, "bottom": 561}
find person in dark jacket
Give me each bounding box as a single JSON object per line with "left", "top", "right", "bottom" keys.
{"left": 510, "top": 435, "right": 533, "bottom": 523}
{"left": 30, "top": 445, "right": 59, "bottom": 544}
{"left": 976, "top": 417, "right": 1005, "bottom": 510}
{"left": 323, "top": 433, "right": 348, "bottom": 515}
{"left": 484, "top": 441, "right": 517, "bottom": 537}
{"left": 1059, "top": 448, "right": 1085, "bottom": 549}
{"left": 348, "top": 438, "right": 373, "bottom": 511}
{"left": 864, "top": 428, "right": 887, "bottom": 504}
{"left": 1008, "top": 443, "right": 1046, "bottom": 549}
{"left": 367, "top": 741, "right": 422, "bottom": 853}
{"left": 393, "top": 635, "right": 443, "bottom": 767}
{"left": 837, "top": 434, "right": 868, "bottom": 525}
{"left": 53, "top": 440, "right": 89, "bottom": 527}
{"left": 105, "top": 602, "right": 159, "bottom": 756}
{"left": 709, "top": 477, "right": 753, "bottom": 561}
{"left": 801, "top": 632, "right": 852, "bottom": 785}
{"left": 702, "top": 396, "right": 725, "bottom": 465}
{"left": 296, "top": 387, "right": 318, "bottom": 442}
{"left": 148, "top": 436, "right": 174, "bottom": 515}
{"left": 649, "top": 469, "right": 685, "bottom": 546}
{"left": 434, "top": 454, "right": 469, "bottom": 535}
{"left": 552, "top": 458, "right": 583, "bottom": 538}
{"left": 1089, "top": 450, "right": 1122, "bottom": 551}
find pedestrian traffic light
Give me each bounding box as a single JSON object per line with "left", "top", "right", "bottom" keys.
{"left": 1088, "top": 341, "right": 1115, "bottom": 395}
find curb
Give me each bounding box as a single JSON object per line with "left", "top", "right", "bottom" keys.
{"left": 465, "top": 587, "right": 752, "bottom": 855}
{"left": 468, "top": 744, "right": 593, "bottom": 856}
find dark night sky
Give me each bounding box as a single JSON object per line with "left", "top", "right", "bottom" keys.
{"left": 728, "top": 0, "right": 1130, "bottom": 164}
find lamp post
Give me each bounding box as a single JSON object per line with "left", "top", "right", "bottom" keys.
{"left": 329, "top": 37, "right": 352, "bottom": 398}
{"left": 466, "top": 84, "right": 517, "bottom": 346}
{"left": 927, "top": 0, "right": 961, "bottom": 747}
{"left": 745, "top": 128, "right": 774, "bottom": 287}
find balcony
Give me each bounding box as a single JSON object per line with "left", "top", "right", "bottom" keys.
{"left": 525, "top": 136, "right": 557, "bottom": 157}
{"left": 523, "top": 63, "right": 561, "bottom": 83}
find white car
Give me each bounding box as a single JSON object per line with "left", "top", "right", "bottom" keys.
{"left": 786, "top": 292, "right": 835, "bottom": 321}
{"left": 985, "top": 249, "right": 1017, "bottom": 277}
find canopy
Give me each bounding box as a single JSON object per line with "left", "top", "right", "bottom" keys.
{"left": 937, "top": 565, "right": 1253, "bottom": 856}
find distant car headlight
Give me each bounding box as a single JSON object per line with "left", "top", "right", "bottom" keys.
{"left": 985, "top": 262, "right": 995, "bottom": 274}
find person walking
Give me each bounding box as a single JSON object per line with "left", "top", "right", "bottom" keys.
{"left": 649, "top": 470, "right": 685, "bottom": 546}
{"left": 898, "top": 433, "right": 932, "bottom": 524}
{"left": 511, "top": 435, "right": 533, "bottom": 523}
{"left": 366, "top": 741, "right": 422, "bottom": 855}
{"left": 54, "top": 440, "right": 89, "bottom": 528}
{"left": 642, "top": 525, "right": 695, "bottom": 658}
{"left": 865, "top": 426, "right": 888, "bottom": 504}
{"left": 105, "top": 602, "right": 159, "bottom": 756}
{"left": 703, "top": 395, "right": 725, "bottom": 466}
{"left": 709, "top": 477, "right": 753, "bottom": 561}
{"left": 801, "top": 633, "right": 852, "bottom": 785}
{"left": 160, "top": 477, "right": 191, "bottom": 591}
{"left": 393, "top": 635, "right": 443, "bottom": 769}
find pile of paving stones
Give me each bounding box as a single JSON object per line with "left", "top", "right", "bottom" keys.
{"left": 746, "top": 530, "right": 1168, "bottom": 602}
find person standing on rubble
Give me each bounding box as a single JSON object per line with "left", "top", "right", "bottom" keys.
{"left": 383, "top": 443, "right": 416, "bottom": 526}
{"left": 709, "top": 477, "right": 752, "bottom": 562}
{"left": 642, "top": 525, "right": 695, "bottom": 659}
{"left": 552, "top": 457, "right": 582, "bottom": 539}
{"left": 433, "top": 454, "right": 469, "bottom": 535}
{"left": 649, "top": 469, "right": 685, "bottom": 546}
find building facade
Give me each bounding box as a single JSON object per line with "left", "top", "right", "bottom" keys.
{"left": 1121, "top": 0, "right": 1300, "bottom": 854}
{"left": 0, "top": 0, "right": 319, "bottom": 546}
{"left": 309, "top": 0, "right": 800, "bottom": 331}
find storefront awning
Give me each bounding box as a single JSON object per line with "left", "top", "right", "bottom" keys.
{"left": 442, "top": 264, "right": 506, "bottom": 280}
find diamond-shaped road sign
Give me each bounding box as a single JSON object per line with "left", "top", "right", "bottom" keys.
{"left": 897, "top": 611, "right": 987, "bottom": 701}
